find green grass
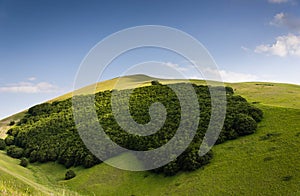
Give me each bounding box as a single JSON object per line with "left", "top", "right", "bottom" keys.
{"left": 0, "top": 171, "right": 43, "bottom": 196}
{"left": 57, "top": 105, "right": 299, "bottom": 195}
{"left": 229, "top": 82, "right": 300, "bottom": 109}
{"left": 0, "top": 151, "right": 80, "bottom": 195}
{"left": 0, "top": 75, "right": 299, "bottom": 195}
{"left": 1, "top": 105, "right": 299, "bottom": 195}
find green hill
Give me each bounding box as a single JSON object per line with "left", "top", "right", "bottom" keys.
{"left": 0, "top": 75, "right": 299, "bottom": 195}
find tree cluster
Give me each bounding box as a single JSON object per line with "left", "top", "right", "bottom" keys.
{"left": 4, "top": 83, "right": 262, "bottom": 176}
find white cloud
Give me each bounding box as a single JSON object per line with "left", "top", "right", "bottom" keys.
{"left": 270, "top": 12, "right": 300, "bottom": 31}
{"left": 268, "top": 0, "right": 290, "bottom": 3}
{"left": 198, "top": 68, "right": 258, "bottom": 82}
{"left": 0, "top": 81, "right": 60, "bottom": 93}
{"left": 162, "top": 62, "right": 259, "bottom": 82}
{"left": 255, "top": 34, "right": 300, "bottom": 57}
{"left": 219, "top": 70, "right": 258, "bottom": 82}
{"left": 27, "top": 77, "right": 37, "bottom": 81}
{"left": 241, "top": 46, "right": 251, "bottom": 52}
{"left": 148, "top": 61, "right": 259, "bottom": 83}
{"left": 162, "top": 62, "right": 189, "bottom": 72}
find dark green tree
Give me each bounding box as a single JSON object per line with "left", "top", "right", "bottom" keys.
{"left": 151, "top": 80, "right": 162, "bottom": 85}
{"left": 65, "top": 170, "right": 76, "bottom": 180}
{"left": 0, "top": 139, "right": 6, "bottom": 150}
{"left": 5, "top": 135, "right": 14, "bottom": 146}
{"left": 233, "top": 114, "right": 257, "bottom": 136}
{"left": 8, "top": 121, "right": 15, "bottom": 126}
{"left": 20, "top": 157, "right": 29, "bottom": 167}
{"left": 7, "top": 145, "right": 24, "bottom": 158}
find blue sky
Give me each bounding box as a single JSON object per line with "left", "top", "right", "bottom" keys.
{"left": 0, "top": 0, "right": 300, "bottom": 119}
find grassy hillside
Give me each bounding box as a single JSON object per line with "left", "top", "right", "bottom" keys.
{"left": 229, "top": 82, "right": 300, "bottom": 109}
{"left": 0, "top": 75, "right": 299, "bottom": 195}
{"left": 51, "top": 105, "right": 300, "bottom": 195}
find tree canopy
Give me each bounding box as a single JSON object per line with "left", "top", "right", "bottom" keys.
{"left": 5, "top": 83, "right": 262, "bottom": 176}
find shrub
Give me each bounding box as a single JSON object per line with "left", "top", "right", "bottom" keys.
{"left": 0, "top": 139, "right": 6, "bottom": 150}
{"left": 248, "top": 106, "right": 263, "bottom": 122}
{"left": 83, "top": 154, "right": 97, "bottom": 168}
{"left": 5, "top": 135, "right": 14, "bottom": 146}
{"left": 65, "top": 170, "right": 76, "bottom": 180}
{"left": 6, "top": 127, "right": 19, "bottom": 137}
{"left": 8, "top": 121, "right": 15, "bottom": 126}
{"left": 7, "top": 145, "right": 24, "bottom": 158}
{"left": 20, "top": 158, "right": 29, "bottom": 167}
{"left": 29, "top": 150, "right": 38, "bottom": 163}
{"left": 151, "top": 80, "right": 162, "bottom": 85}
{"left": 233, "top": 114, "right": 257, "bottom": 136}
{"left": 225, "top": 86, "right": 234, "bottom": 95}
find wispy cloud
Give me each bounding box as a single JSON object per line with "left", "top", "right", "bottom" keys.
{"left": 268, "top": 0, "right": 290, "bottom": 4}
{"left": 27, "top": 77, "right": 37, "bottom": 81}
{"left": 196, "top": 68, "right": 259, "bottom": 83}
{"left": 162, "top": 62, "right": 189, "bottom": 72}
{"left": 255, "top": 34, "right": 300, "bottom": 57}
{"left": 270, "top": 12, "right": 300, "bottom": 31}
{"left": 241, "top": 46, "right": 251, "bottom": 52}
{"left": 0, "top": 81, "right": 61, "bottom": 93}
{"left": 161, "top": 61, "right": 259, "bottom": 83}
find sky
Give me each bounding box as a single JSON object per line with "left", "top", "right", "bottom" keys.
{"left": 0, "top": 0, "right": 300, "bottom": 119}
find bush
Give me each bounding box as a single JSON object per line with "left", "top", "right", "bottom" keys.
{"left": 0, "top": 139, "right": 6, "bottom": 150}
{"left": 83, "top": 154, "right": 97, "bottom": 168}
{"left": 225, "top": 86, "right": 234, "bottom": 95}
{"left": 151, "top": 80, "right": 162, "bottom": 85}
{"left": 233, "top": 114, "right": 257, "bottom": 136}
{"left": 8, "top": 121, "right": 15, "bottom": 126}
{"left": 5, "top": 135, "right": 14, "bottom": 146}
{"left": 20, "top": 157, "right": 29, "bottom": 167}
{"left": 65, "top": 170, "right": 76, "bottom": 180}
{"left": 29, "top": 150, "right": 38, "bottom": 163}
{"left": 7, "top": 145, "right": 24, "bottom": 158}
{"left": 248, "top": 106, "right": 263, "bottom": 122}
{"left": 6, "top": 127, "right": 19, "bottom": 137}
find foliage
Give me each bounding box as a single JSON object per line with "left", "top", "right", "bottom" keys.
{"left": 20, "top": 157, "right": 29, "bottom": 167}
{"left": 7, "top": 145, "right": 24, "bottom": 159}
{"left": 5, "top": 83, "right": 262, "bottom": 176}
{"left": 8, "top": 121, "right": 15, "bottom": 126}
{"left": 5, "top": 135, "right": 14, "bottom": 146}
{"left": 151, "top": 80, "right": 162, "bottom": 85}
{"left": 0, "top": 139, "right": 6, "bottom": 150}
{"left": 65, "top": 170, "right": 76, "bottom": 180}
{"left": 233, "top": 114, "right": 257, "bottom": 136}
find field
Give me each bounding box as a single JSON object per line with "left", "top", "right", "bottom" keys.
{"left": 0, "top": 75, "right": 299, "bottom": 195}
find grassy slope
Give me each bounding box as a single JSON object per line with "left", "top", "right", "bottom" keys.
{"left": 61, "top": 106, "right": 300, "bottom": 195}
{"left": 0, "top": 75, "right": 299, "bottom": 195}
{"left": 229, "top": 82, "right": 300, "bottom": 109}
